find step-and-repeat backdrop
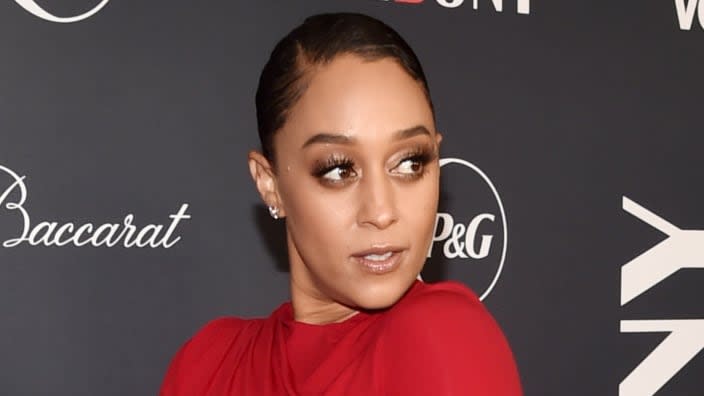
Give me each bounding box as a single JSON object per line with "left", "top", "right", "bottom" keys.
{"left": 1, "top": 1, "right": 702, "bottom": 395}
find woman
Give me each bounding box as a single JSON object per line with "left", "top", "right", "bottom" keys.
{"left": 160, "top": 12, "right": 522, "bottom": 395}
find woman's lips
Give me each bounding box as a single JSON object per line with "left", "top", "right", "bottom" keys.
{"left": 352, "top": 247, "right": 405, "bottom": 274}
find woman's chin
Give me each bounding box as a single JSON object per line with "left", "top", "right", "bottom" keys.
{"left": 348, "top": 276, "right": 417, "bottom": 311}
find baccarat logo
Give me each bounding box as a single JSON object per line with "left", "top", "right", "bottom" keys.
{"left": 379, "top": 0, "right": 530, "bottom": 15}
{"left": 0, "top": 164, "right": 191, "bottom": 249}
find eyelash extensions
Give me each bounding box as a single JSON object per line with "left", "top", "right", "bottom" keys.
{"left": 310, "top": 144, "right": 438, "bottom": 185}
{"left": 396, "top": 145, "right": 436, "bottom": 179}
{"left": 312, "top": 153, "right": 356, "bottom": 179}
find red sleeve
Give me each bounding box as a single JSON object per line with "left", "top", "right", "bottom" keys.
{"left": 159, "top": 317, "right": 243, "bottom": 396}
{"left": 380, "top": 282, "right": 523, "bottom": 396}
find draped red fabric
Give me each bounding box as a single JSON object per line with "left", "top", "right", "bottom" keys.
{"left": 159, "top": 280, "right": 523, "bottom": 395}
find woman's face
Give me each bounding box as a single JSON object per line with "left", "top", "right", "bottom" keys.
{"left": 251, "top": 53, "right": 441, "bottom": 316}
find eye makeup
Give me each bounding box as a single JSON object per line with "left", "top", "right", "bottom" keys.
{"left": 309, "top": 143, "right": 438, "bottom": 186}
{"left": 394, "top": 145, "right": 436, "bottom": 174}
{"left": 311, "top": 153, "right": 356, "bottom": 179}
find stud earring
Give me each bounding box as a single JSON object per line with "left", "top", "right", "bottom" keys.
{"left": 268, "top": 206, "right": 279, "bottom": 219}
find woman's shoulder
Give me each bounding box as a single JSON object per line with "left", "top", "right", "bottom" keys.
{"left": 192, "top": 316, "right": 250, "bottom": 338}
{"left": 387, "top": 279, "right": 485, "bottom": 325}
{"left": 378, "top": 280, "right": 523, "bottom": 395}
{"left": 383, "top": 279, "right": 509, "bottom": 350}
{"left": 183, "top": 316, "right": 251, "bottom": 349}
{"left": 159, "top": 315, "right": 268, "bottom": 396}
{"left": 169, "top": 312, "right": 273, "bottom": 362}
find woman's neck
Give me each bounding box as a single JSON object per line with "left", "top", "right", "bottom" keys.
{"left": 289, "top": 273, "right": 359, "bottom": 324}
{"left": 291, "top": 296, "right": 360, "bottom": 324}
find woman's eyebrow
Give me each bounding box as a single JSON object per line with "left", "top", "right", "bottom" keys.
{"left": 393, "top": 125, "right": 431, "bottom": 141}
{"left": 301, "top": 125, "right": 431, "bottom": 149}
{"left": 302, "top": 133, "right": 354, "bottom": 148}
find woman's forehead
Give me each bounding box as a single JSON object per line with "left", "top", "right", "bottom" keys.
{"left": 281, "top": 54, "right": 435, "bottom": 144}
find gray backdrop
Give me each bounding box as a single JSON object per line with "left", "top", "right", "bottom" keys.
{"left": 1, "top": 1, "right": 702, "bottom": 395}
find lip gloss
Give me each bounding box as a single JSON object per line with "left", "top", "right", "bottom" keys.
{"left": 354, "top": 250, "right": 402, "bottom": 274}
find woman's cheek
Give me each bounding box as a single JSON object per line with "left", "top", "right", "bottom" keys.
{"left": 298, "top": 189, "right": 352, "bottom": 232}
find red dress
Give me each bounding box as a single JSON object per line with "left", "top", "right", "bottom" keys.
{"left": 160, "top": 280, "right": 523, "bottom": 395}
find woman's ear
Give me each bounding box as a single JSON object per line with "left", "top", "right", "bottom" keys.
{"left": 248, "top": 150, "right": 286, "bottom": 218}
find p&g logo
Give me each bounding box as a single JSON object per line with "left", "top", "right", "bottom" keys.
{"left": 424, "top": 157, "right": 507, "bottom": 301}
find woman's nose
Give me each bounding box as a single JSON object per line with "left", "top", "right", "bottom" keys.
{"left": 356, "top": 169, "right": 398, "bottom": 230}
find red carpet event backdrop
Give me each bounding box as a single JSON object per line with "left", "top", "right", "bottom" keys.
{"left": 1, "top": 1, "right": 702, "bottom": 395}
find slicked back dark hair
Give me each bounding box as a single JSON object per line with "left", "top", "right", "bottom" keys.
{"left": 255, "top": 12, "right": 435, "bottom": 162}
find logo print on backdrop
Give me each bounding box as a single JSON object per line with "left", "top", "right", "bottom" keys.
{"left": 0, "top": 165, "right": 191, "bottom": 248}
{"left": 424, "top": 158, "right": 507, "bottom": 301}
{"left": 13, "top": 0, "right": 110, "bottom": 23}
{"left": 675, "top": 0, "right": 704, "bottom": 30}
{"left": 619, "top": 196, "right": 704, "bottom": 396}
{"left": 379, "top": 0, "right": 530, "bottom": 14}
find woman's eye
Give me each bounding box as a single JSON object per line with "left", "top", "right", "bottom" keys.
{"left": 396, "top": 158, "right": 423, "bottom": 175}
{"left": 322, "top": 166, "right": 355, "bottom": 181}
